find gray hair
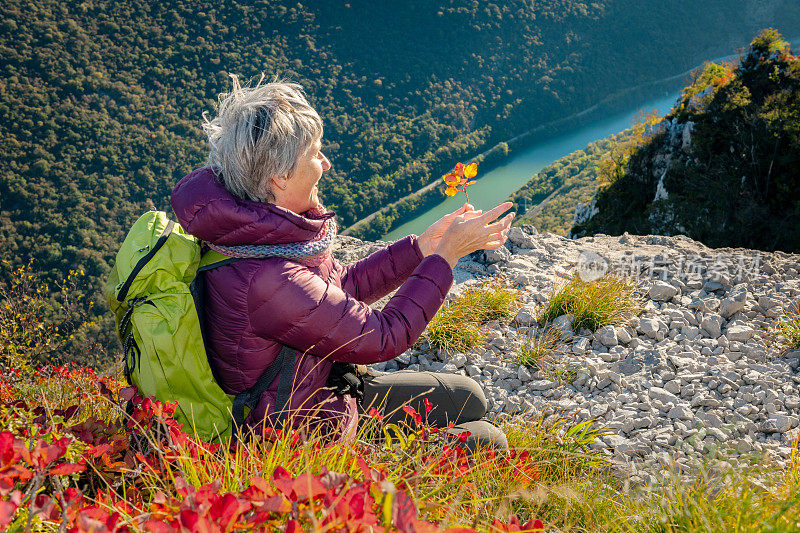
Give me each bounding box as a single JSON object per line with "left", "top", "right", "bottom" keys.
{"left": 202, "top": 74, "right": 323, "bottom": 203}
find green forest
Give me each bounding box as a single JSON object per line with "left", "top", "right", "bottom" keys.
{"left": 2, "top": 1, "right": 800, "bottom": 363}
{"left": 572, "top": 30, "right": 800, "bottom": 253}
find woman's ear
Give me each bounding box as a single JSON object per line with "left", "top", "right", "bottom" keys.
{"left": 272, "top": 174, "right": 289, "bottom": 191}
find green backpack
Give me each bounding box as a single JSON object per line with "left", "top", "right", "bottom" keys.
{"left": 105, "top": 210, "right": 295, "bottom": 443}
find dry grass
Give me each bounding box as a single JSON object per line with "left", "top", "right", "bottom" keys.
{"left": 517, "top": 324, "right": 565, "bottom": 368}
{"left": 424, "top": 280, "right": 519, "bottom": 353}
{"left": 540, "top": 273, "right": 642, "bottom": 332}
{"left": 773, "top": 302, "right": 800, "bottom": 352}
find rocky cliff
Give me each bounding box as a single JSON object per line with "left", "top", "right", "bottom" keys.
{"left": 571, "top": 30, "right": 800, "bottom": 253}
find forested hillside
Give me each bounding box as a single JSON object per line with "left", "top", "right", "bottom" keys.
{"left": 572, "top": 30, "right": 800, "bottom": 253}
{"left": 508, "top": 129, "right": 634, "bottom": 236}
{"left": 2, "top": 1, "right": 800, "bottom": 362}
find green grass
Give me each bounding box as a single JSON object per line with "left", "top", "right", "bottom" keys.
{"left": 774, "top": 302, "right": 800, "bottom": 351}
{"left": 424, "top": 281, "right": 519, "bottom": 353}
{"left": 540, "top": 273, "right": 642, "bottom": 332}
{"left": 517, "top": 324, "right": 564, "bottom": 368}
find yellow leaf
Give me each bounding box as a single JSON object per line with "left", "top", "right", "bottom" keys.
{"left": 464, "top": 162, "right": 477, "bottom": 179}
{"left": 445, "top": 186, "right": 458, "bottom": 196}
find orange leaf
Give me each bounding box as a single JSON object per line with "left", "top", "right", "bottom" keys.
{"left": 464, "top": 162, "right": 477, "bottom": 179}
{"left": 50, "top": 463, "right": 86, "bottom": 476}
{"left": 465, "top": 181, "right": 475, "bottom": 186}
{"left": 445, "top": 186, "right": 458, "bottom": 196}
{"left": 261, "top": 494, "right": 291, "bottom": 513}
{"left": 291, "top": 473, "right": 326, "bottom": 501}
{"left": 442, "top": 172, "right": 460, "bottom": 186}
{"left": 453, "top": 162, "right": 464, "bottom": 177}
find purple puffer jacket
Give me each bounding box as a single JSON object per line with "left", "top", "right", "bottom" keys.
{"left": 171, "top": 167, "right": 454, "bottom": 439}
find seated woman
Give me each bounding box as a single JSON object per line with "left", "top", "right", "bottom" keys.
{"left": 171, "top": 76, "right": 515, "bottom": 451}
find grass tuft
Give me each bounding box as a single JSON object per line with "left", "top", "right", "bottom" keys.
{"left": 540, "top": 273, "right": 642, "bottom": 332}
{"left": 425, "top": 281, "right": 519, "bottom": 352}
{"left": 773, "top": 302, "right": 800, "bottom": 351}
{"left": 517, "top": 324, "right": 564, "bottom": 368}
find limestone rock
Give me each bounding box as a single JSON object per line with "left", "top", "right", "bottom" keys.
{"left": 595, "top": 325, "right": 618, "bottom": 347}
{"left": 726, "top": 325, "right": 754, "bottom": 343}
{"left": 720, "top": 285, "right": 748, "bottom": 318}
{"left": 649, "top": 280, "right": 679, "bottom": 301}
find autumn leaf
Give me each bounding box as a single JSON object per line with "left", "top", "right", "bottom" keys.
{"left": 50, "top": 462, "right": 87, "bottom": 475}
{"left": 464, "top": 162, "right": 477, "bottom": 179}
{"left": 441, "top": 161, "right": 478, "bottom": 202}
{"left": 291, "top": 473, "right": 327, "bottom": 501}
{"left": 423, "top": 398, "right": 433, "bottom": 414}
{"left": 443, "top": 172, "right": 461, "bottom": 186}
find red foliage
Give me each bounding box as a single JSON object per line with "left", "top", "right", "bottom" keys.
{"left": 0, "top": 368, "right": 545, "bottom": 532}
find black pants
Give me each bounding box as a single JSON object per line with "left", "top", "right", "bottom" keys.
{"left": 358, "top": 370, "right": 508, "bottom": 452}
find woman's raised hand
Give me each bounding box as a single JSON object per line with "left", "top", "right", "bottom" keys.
{"left": 417, "top": 203, "right": 482, "bottom": 257}
{"left": 433, "top": 201, "right": 514, "bottom": 268}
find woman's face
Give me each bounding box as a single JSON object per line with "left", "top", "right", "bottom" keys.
{"left": 273, "top": 138, "right": 331, "bottom": 214}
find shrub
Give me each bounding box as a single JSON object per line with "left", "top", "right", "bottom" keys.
{"left": 540, "top": 273, "right": 641, "bottom": 332}
{"left": 424, "top": 281, "right": 519, "bottom": 352}
{"left": 0, "top": 260, "right": 102, "bottom": 373}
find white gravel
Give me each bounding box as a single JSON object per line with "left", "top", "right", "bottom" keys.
{"left": 335, "top": 228, "right": 800, "bottom": 484}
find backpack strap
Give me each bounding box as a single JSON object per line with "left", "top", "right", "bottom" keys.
{"left": 117, "top": 220, "right": 175, "bottom": 302}
{"left": 194, "top": 251, "right": 298, "bottom": 441}
{"left": 231, "top": 345, "right": 296, "bottom": 440}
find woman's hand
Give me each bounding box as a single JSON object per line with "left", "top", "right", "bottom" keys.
{"left": 417, "top": 203, "right": 482, "bottom": 257}
{"left": 433, "top": 201, "right": 515, "bottom": 268}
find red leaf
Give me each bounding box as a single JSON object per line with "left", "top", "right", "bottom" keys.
{"left": 260, "top": 495, "right": 291, "bottom": 513}
{"left": 64, "top": 487, "right": 84, "bottom": 504}
{"left": 522, "top": 519, "right": 545, "bottom": 531}
{"left": 355, "top": 456, "right": 372, "bottom": 481}
{"left": 77, "top": 511, "right": 110, "bottom": 533}
{"left": 271, "top": 467, "right": 295, "bottom": 498}
{"left": 291, "top": 473, "right": 326, "bottom": 501}
{"left": 32, "top": 441, "right": 66, "bottom": 469}
{"left": 178, "top": 509, "right": 199, "bottom": 531}
{"left": 0, "top": 433, "right": 15, "bottom": 465}
{"left": 50, "top": 462, "right": 86, "bottom": 475}
{"left": 31, "top": 493, "right": 59, "bottom": 520}
{"left": 118, "top": 387, "right": 137, "bottom": 402}
{"left": 272, "top": 465, "right": 291, "bottom": 480}
{"left": 208, "top": 493, "right": 245, "bottom": 530}
{"left": 248, "top": 476, "right": 274, "bottom": 497}
{"left": 319, "top": 467, "right": 349, "bottom": 489}
{"left": 88, "top": 444, "right": 113, "bottom": 458}
{"left": 393, "top": 490, "right": 417, "bottom": 532}
{"left": 454, "top": 162, "right": 464, "bottom": 176}
{"left": 142, "top": 520, "right": 177, "bottom": 533}
{"left": 423, "top": 398, "right": 433, "bottom": 414}
{"left": 284, "top": 520, "right": 302, "bottom": 533}
{"left": 0, "top": 500, "right": 18, "bottom": 529}
{"left": 60, "top": 405, "right": 80, "bottom": 421}
{"left": 98, "top": 381, "right": 113, "bottom": 399}
{"left": 402, "top": 406, "right": 422, "bottom": 427}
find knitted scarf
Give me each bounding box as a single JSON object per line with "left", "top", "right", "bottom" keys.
{"left": 206, "top": 206, "right": 337, "bottom": 267}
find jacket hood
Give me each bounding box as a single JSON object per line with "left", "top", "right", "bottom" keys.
{"left": 171, "top": 166, "right": 335, "bottom": 245}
